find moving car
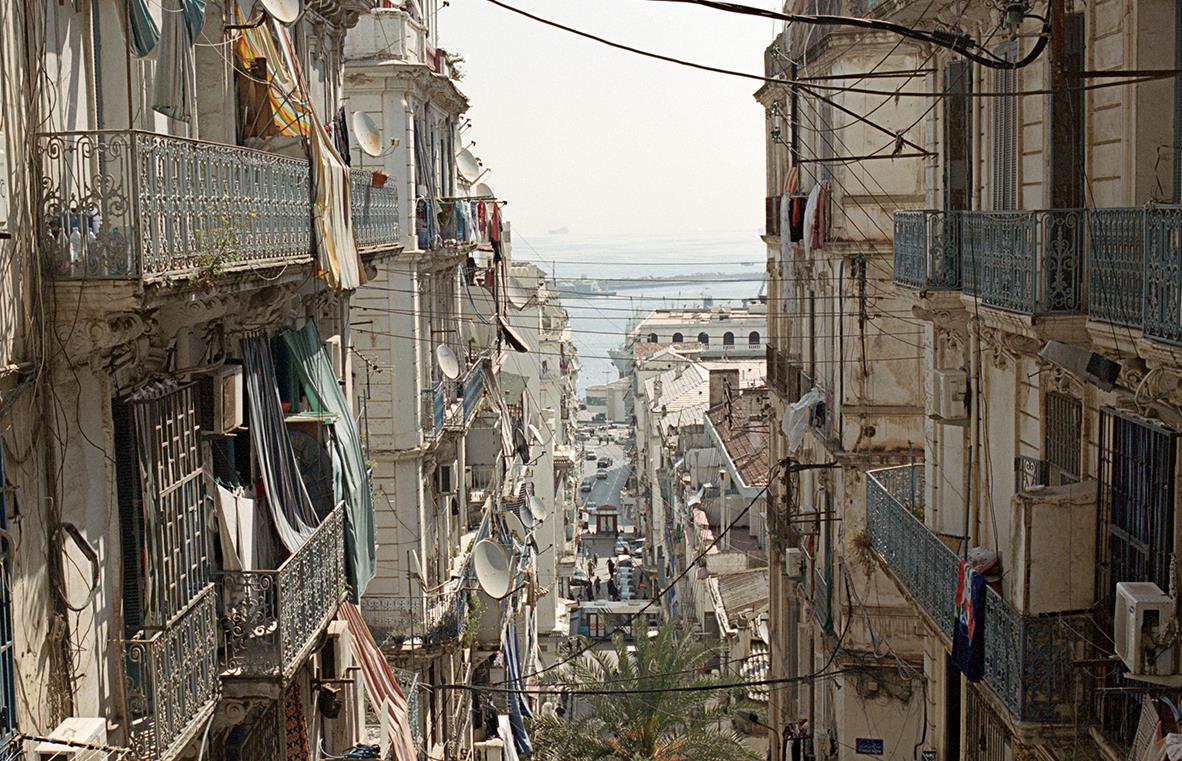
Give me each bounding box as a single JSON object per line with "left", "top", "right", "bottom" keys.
{"left": 596, "top": 470, "right": 607, "bottom": 480}
{"left": 597, "top": 460, "right": 608, "bottom": 469}
{"left": 580, "top": 482, "right": 592, "bottom": 493}
{"left": 585, "top": 452, "right": 597, "bottom": 460}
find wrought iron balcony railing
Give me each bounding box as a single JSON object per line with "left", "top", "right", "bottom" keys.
{"left": 349, "top": 167, "right": 401, "bottom": 251}
{"left": 39, "top": 130, "right": 313, "bottom": 280}
{"left": 893, "top": 210, "right": 961, "bottom": 290}
{"left": 766, "top": 345, "right": 801, "bottom": 402}
{"left": 221, "top": 504, "right": 346, "bottom": 682}
{"left": 123, "top": 584, "right": 220, "bottom": 760}
{"left": 867, "top": 465, "right": 1084, "bottom": 723}
{"left": 1088, "top": 208, "right": 1146, "bottom": 328}
{"left": 39, "top": 131, "right": 401, "bottom": 282}
{"left": 463, "top": 361, "right": 485, "bottom": 425}
{"left": 961, "top": 210, "right": 1086, "bottom": 314}
{"left": 391, "top": 667, "right": 423, "bottom": 750}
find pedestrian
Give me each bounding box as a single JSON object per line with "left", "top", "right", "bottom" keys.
{"left": 591, "top": 552, "right": 598, "bottom": 569}
{"left": 594, "top": 578, "right": 601, "bottom": 597}
{"left": 607, "top": 559, "right": 615, "bottom": 577}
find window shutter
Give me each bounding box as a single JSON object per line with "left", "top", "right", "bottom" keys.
{"left": 992, "top": 41, "right": 1019, "bottom": 210}
{"left": 943, "top": 60, "right": 973, "bottom": 211}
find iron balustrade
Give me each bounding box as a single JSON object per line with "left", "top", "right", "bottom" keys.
{"left": 1145, "top": 207, "right": 1182, "bottom": 345}
{"left": 463, "top": 361, "right": 484, "bottom": 425}
{"left": 391, "top": 667, "right": 423, "bottom": 750}
{"left": 38, "top": 130, "right": 313, "bottom": 280}
{"left": 893, "top": 210, "right": 962, "bottom": 290}
{"left": 38, "top": 131, "right": 402, "bottom": 281}
{"left": 960, "top": 210, "right": 1085, "bottom": 314}
{"left": 866, "top": 465, "right": 1085, "bottom": 723}
{"left": 1089, "top": 208, "right": 1146, "bottom": 328}
{"left": 349, "top": 168, "right": 401, "bottom": 251}
{"left": 123, "top": 584, "right": 219, "bottom": 761}
{"left": 221, "top": 503, "right": 346, "bottom": 681}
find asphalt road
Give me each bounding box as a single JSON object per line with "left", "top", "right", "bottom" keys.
{"left": 577, "top": 431, "right": 631, "bottom": 524}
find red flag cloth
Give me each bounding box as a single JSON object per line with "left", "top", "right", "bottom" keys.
{"left": 340, "top": 602, "right": 419, "bottom": 760}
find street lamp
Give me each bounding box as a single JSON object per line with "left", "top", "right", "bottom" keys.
{"left": 734, "top": 709, "right": 782, "bottom": 758}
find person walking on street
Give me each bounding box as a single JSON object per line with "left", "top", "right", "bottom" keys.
{"left": 607, "top": 558, "right": 615, "bottom": 577}
{"left": 594, "top": 577, "right": 601, "bottom": 597}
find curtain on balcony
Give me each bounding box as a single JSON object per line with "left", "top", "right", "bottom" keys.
{"left": 241, "top": 335, "right": 319, "bottom": 553}
{"left": 283, "top": 321, "right": 376, "bottom": 601}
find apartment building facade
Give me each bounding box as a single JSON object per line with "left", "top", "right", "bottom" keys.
{"left": 764, "top": 1, "right": 1182, "bottom": 760}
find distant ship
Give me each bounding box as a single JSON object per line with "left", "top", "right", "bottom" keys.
{"left": 548, "top": 226, "right": 570, "bottom": 235}
{"left": 560, "top": 280, "right": 616, "bottom": 296}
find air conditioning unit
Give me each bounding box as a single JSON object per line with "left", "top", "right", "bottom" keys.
{"left": 1115, "top": 581, "right": 1176, "bottom": 679}
{"left": 930, "top": 369, "right": 969, "bottom": 424}
{"left": 198, "top": 364, "right": 243, "bottom": 435}
{"left": 784, "top": 547, "right": 804, "bottom": 578}
{"left": 32, "top": 717, "right": 107, "bottom": 760}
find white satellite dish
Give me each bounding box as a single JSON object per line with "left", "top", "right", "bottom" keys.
{"left": 528, "top": 423, "right": 545, "bottom": 446}
{"left": 352, "top": 111, "right": 383, "bottom": 158}
{"left": 475, "top": 182, "right": 495, "bottom": 198}
{"left": 436, "top": 344, "right": 461, "bottom": 380}
{"left": 529, "top": 495, "right": 548, "bottom": 523}
{"left": 502, "top": 510, "right": 527, "bottom": 543}
{"left": 260, "top": 0, "right": 301, "bottom": 24}
{"left": 473, "top": 539, "right": 511, "bottom": 598}
{"left": 507, "top": 278, "right": 532, "bottom": 309}
{"left": 457, "top": 149, "right": 481, "bottom": 183}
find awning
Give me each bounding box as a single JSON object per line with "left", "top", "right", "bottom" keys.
{"left": 341, "top": 603, "right": 418, "bottom": 760}
{"left": 499, "top": 316, "right": 530, "bottom": 353}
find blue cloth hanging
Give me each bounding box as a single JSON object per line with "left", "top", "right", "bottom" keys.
{"left": 502, "top": 621, "right": 533, "bottom": 756}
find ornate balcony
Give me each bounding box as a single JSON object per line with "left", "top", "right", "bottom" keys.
{"left": 38, "top": 131, "right": 401, "bottom": 282}
{"left": 961, "top": 210, "right": 1086, "bottom": 315}
{"left": 349, "top": 167, "right": 400, "bottom": 251}
{"left": 1088, "top": 208, "right": 1146, "bottom": 329}
{"left": 221, "top": 504, "right": 346, "bottom": 682}
{"left": 39, "top": 130, "right": 313, "bottom": 280}
{"left": 766, "top": 345, "right": 800, "bottom": 402}
{"left": 866, "top": 465, "right": 1085, "bottom": 724}
{"left": 892, "top": 210, "right": 961, "bottom": 290}
{"left": 123, "top": 584, "right": 220, "bottom": 760}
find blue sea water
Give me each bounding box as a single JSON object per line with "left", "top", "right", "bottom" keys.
{"left": 511, "top": 230, "right": 769, "bottom": 394}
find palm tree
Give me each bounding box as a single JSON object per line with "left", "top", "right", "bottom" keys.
{"left": 531, "top": 625, "right": 759, "bottom": 761}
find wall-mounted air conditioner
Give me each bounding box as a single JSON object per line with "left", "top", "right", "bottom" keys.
{"left": 199, "top": 364, "right": 243, "bottom": 435}
{"left": 32, "top": 717, "right": 107, "bottom": 760}
{"left": 784, "top": 547, "right": 804, "bottom": 579}
{"left": 929, "top": 369, "right": 968, "bottom": 425}
{"left": 1115, "top": 581, "right": 1177, "bottom": 680}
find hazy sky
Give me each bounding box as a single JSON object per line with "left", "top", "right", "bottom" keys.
{"left": 442, "top": 0, "right": 781, "bottom": 238}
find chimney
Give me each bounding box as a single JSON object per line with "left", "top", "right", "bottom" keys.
{"left": 708, "top": 367, "right": 739, "bottom": 409}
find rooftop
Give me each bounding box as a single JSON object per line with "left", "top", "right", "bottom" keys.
{"left": 707, "top": 387, "right": 771, "bottom": 488}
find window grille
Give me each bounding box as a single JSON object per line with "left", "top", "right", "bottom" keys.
{"left": 965, "top": 687, "right": 1010, "bottom": 761}
{"left": 1043, "top": 391, "right": 1082, "bottom": 482}
{"left": 116, "top": 383, "right": 211, "bottom": 631}
{"left": 943, "top": 60, "right": 973, "bottom": 212}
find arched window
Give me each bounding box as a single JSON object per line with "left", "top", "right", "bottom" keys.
{"left": 647, "top": 333, "right": 658, "bottom": 343}
{"left": 697, "top": 332, "right": 710, "bottom": 345}
{"left": 672, "top": 333, "right": 683, "bottom": 343}
{"left": 748, "top": 331, "right": 761, "bottom": 346}
{"left": 723, "top": 332, "right": 735, "bottom": 346}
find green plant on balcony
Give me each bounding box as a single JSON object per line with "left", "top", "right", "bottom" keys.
{"left": 188, "top": 213, "right": 248, "bottom": 284}
{"left": 460, "top": 593, "right": 481, "bottom": 647}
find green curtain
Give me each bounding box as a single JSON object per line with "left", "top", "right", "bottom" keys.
{"left": 283, "top": 321, "right": 375, "bottom": 601}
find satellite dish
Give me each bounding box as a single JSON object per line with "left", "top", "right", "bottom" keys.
{"left": 410, "top": 550, "right": 426, "bottom": 586}
{"left": 352, "top": 111, "right": 383, "bottom": 157}
{"left": 457, "top": 149, "right": 481, "bottom": 183}
{"left": 436, "top": 344, "right": 461, "bottom": 380}
{"left": 507, "top": 278, "right": 532, "bottom": 309}
{"left": 473, "top": 539, "right": 511, "bottom": 598}
{"left": 529, "top": 495, "right": 548, "bottom": 522}
{"left": 528, "top": 423, "right": 545, "bottom": 446}
{"left": 502, "top": 510, "right": 527, "bottom": 543}
{"left": 475, "top": 182, "right": 495, "bottom": 198}
{"left": 260, "top": 0, "right": 300, "bottom": 24}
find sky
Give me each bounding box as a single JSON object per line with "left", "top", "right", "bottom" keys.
{"left": 441, "top": 0, "right": 782, "bottom": 238}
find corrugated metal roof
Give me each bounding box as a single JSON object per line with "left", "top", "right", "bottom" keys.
{"left": 716, "top": 568, "right": 769, "bottom": 620}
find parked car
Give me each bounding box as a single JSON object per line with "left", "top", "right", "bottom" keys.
{"left": 597, "top": 460, "right": 608, "bottom": 470}
{"left": 585, "top": 451, "right": 597, "bottom": 460}
{"left": 615, "top": 539, "right": 629, "bottom": 555}
{"left": 615, "top": 554, "right": 634, "bottom": 568}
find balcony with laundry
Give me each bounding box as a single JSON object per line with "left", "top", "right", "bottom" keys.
{"left": 865, "top": 463, "right": 1092, "bottom": 728}
{"left": 37, "top": 1, "right": 399, "bottom": 291}
{"left": 212, "top": 326, "right": 373, "bottom": 694}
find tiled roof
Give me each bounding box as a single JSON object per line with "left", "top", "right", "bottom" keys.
{"left": 707, "top": 387, "right": 770, "bottom": 487}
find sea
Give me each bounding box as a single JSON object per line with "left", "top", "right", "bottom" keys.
{"left": 511, "top": 229, "right": 769, "bottom": 396}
